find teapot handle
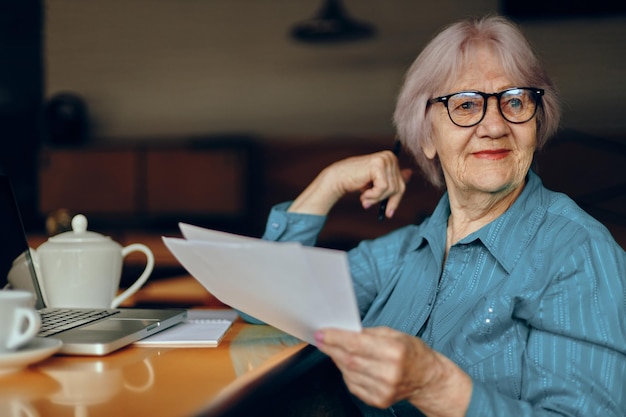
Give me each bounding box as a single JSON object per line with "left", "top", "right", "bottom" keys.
{"left": 111, "top": 244, "right": 155, "bottom": 308}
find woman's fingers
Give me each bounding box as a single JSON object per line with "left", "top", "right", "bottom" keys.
{"left": 377, "top": 167, "right": 413, "bottom": 218}
{"left": 316, "top": 328, "right": 398, "bottom": 407}
{"left": 357, "top": 151, "right": 408, "bottom": 211}
{"left": 317, "top": 327, "right": 472, "bottom": 414}
{"left": 316, "top": 327, "right": 429, "bottom": 408}
{"left": 289, "top": 150, "right": 409, "bottom": 216}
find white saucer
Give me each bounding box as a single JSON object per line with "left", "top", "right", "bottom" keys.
{"left": 0, "top": 338, "right": 62, "bottom": 376}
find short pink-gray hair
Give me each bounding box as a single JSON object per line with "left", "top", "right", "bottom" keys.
{"left": 393, "top": 15, "right": 561, "bottom": 188}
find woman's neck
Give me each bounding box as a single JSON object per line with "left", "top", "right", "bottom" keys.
{"left": 445, "top": 182, "right": 525, "bottom": 256}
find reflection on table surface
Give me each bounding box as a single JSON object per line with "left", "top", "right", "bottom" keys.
{"left": 0, "top": 321, "right": 305, "bottom": 417}
{"left": 0, "top": 275, "right": 307, "bottom": 417}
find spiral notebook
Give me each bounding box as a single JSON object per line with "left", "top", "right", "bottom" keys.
{"left": 134, "top": 309, "right": 238, "bottom": 347}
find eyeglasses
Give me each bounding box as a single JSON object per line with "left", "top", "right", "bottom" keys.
{"left": 427, "top": 87, "right": 544, "bottom": 127}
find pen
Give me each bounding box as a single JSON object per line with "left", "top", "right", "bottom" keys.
{"left": 378, "top": 140, "right": 402, "bottom": 221}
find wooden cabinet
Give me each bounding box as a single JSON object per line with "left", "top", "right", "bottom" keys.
{"left": 38, "top": 143, "right": 255, "bottom": 231}
{"left": 39, "top": 148, "right": 138, "bottom": 214}
{"left": 144, "top": 148, "right": 247, "bottom": 216}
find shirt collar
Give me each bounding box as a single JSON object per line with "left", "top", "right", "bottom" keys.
{"left": 458, "top": 170, "right": 546, "bottom": 273}
{"left": 410, "top": 170, "right": 547, "bottom": 273}
{"left": 409, "top": 193, "right": 451, "bottom": 261}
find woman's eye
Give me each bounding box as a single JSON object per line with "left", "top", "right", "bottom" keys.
{"left": 456, "top": 100, "right": 480, "bottom": 112}
{"left": 503, "top": 97, "right": 524, "bottom": 112}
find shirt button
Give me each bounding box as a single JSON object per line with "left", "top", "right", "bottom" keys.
{"left": 271, "top": 222, "right": 280, "bottom": 229}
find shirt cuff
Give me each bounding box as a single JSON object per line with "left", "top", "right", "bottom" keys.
{"left": 262, "top": 201, "right": 327, "bottom": 247}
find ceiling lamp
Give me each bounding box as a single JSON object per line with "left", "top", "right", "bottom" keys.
{"left": 290, "top": 0, "right": 376, "bottom": 44}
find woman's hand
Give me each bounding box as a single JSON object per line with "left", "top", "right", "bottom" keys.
{"left": 315, "top": 327, "right": 472, "bottom": 417}
{"left": 288, "top": 151, "right": 412, "bottom": 217}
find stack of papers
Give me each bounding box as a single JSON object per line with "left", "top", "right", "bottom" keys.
{"left": 162, "top": 224, "right": 362, "bottom": 345}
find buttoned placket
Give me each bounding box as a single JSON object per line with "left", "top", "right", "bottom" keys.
{"left": 418, "top": 242, "right": 473, "bottom": 348}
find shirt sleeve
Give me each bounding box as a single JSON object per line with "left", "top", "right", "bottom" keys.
{"left": 261, "top": 201, "right": 327, "bottom": 246}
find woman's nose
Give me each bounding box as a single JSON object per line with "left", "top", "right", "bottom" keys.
{"left": 477, "top": 97, "right": 507, "bottom": 137}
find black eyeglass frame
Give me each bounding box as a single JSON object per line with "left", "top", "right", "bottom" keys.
{"left": 427, "top": 87, "right": 544, "bottom": 128}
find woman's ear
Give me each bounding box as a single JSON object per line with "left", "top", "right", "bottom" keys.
{"left": 422, "top": 138, "right": 437, "bottom": 160}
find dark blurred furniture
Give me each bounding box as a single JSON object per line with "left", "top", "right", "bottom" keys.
{"left": 38, "top": 139, "right": 260, "bottom": 235}
{"left": 35, "top": 131, "right": 626, "bottom": 256}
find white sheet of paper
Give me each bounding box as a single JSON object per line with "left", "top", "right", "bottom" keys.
{"left": 180, "top": 223, "right": 260, "bottom": 243}
{"left": 162, "top": 225, "right": 362, "bottom": 345}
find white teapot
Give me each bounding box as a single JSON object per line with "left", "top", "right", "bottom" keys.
{"left": 13, "top": 214, "right": 154, "bottom": 309}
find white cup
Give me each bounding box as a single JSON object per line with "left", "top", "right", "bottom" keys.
{"left": 0, "top": 290, "right": 41, "bottom": 353}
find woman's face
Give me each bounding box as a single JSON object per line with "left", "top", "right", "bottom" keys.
{"left": 423, "top": 46, "right": 537, "bottom": 199}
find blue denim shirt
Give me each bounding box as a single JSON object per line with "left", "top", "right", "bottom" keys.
{"left": 261, "top": 170, "right": 626, "bottom": 417}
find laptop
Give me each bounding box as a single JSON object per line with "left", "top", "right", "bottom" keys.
{"left": 0, "top": 172, "right": 187, "bottom": 355}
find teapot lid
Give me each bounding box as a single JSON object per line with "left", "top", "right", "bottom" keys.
{"left": 48, "top": 214, "right": 111, "bottom": 243}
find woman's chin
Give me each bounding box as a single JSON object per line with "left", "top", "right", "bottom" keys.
{"left": 467, "top": 171, "right": 525, "bottom": 196}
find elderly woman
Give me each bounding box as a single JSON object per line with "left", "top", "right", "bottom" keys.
{"left": 258, "top": 15, "right": 626, "bottom": 416}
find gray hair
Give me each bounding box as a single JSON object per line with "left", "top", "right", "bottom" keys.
{"left": 393, "top": 15, "right": 561, "bottom": 188}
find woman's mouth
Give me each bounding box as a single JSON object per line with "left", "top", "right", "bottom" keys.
{"left": 473, "top": 149, "right": 510, "bottom": 160}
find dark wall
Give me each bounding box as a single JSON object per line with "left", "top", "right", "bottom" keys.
{"left": 501, "top": 0, "right": 626, "bottom": 19}
{"left": 0, "top": 0, "right": 43, "bottom": 230}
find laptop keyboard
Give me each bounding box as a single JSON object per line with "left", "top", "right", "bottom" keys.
{"left": 38, "top": 309, "right": 120, "bottom": 337}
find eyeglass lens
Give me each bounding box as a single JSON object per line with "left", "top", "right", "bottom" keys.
{"left": 446, "top": 88, "right": 539, "bottom": 127}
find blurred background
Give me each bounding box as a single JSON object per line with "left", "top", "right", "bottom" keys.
{"left": 2, "top": 0, "right": 625, "bottom": 260}
{"left": 44, "top": 0, "right": 626, "bottom": 141}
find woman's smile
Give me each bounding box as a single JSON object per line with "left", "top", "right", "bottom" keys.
{"left": 472, "top": 149, "right": 511, "bottom": 160}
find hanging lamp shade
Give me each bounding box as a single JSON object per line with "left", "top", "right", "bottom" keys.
{"left": 290, "top": 0, "right": 376, "bottom": 43}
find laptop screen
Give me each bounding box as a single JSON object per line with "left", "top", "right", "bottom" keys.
{"left": 0, "top": 173, "right": 47, "bottom": 309}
